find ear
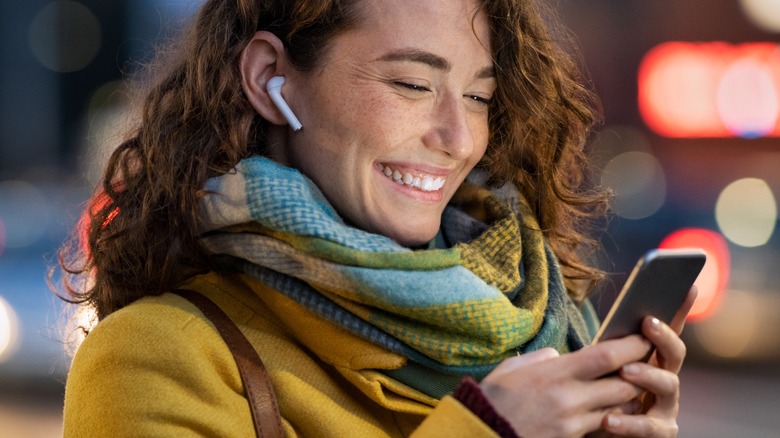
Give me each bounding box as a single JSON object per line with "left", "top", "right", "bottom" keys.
{"left": 240, "top": 31, "right": 293, "bottom": 126}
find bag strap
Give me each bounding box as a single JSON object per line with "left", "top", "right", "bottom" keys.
{"left": 174, "top": 289, "right": 284, "bottom": 438}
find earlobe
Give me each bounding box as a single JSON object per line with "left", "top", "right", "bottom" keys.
{"left": 240, "top": 31, "right": 296, "bottom": 128}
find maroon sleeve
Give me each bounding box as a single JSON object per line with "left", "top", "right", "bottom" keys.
{"left": 452, "top": 377, "right": 520, "bottom": 438}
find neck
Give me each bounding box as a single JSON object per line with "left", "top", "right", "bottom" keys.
{"left": 265, "top": 125, "right": 291, "bottom": 166}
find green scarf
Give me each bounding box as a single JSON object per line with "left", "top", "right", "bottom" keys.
{"left": 199, "top": 157, "right": 597, "bottom": 396}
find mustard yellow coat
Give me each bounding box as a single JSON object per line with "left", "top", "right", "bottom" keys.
{"left": 63, "top": 272, "right": 501, "bottom": 437}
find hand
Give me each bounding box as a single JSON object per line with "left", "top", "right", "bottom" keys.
{"left": 597, "top": 286, "right": 698, "bottom": 437}
{"left": 479, "top": 334, "right": 652, "bottom": 438}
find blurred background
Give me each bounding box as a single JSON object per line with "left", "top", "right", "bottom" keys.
{"left": 0, "top": 0, "right": 778, "bottom": 436}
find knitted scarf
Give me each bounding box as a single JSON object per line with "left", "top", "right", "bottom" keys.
{"left": 199, "top": 157, "right": 595, "bottom": 396}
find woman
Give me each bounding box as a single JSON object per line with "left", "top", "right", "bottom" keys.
{"left": 59, "top": 0, "right": 694, "bottom": 436}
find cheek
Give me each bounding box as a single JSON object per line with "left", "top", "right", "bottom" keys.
{"left": 337, "top": 96, "right": 417, "bottom": 155}
{"left": 470, "top": 117, "right": 491, "bottom": 163}
{"left": 316, "top": 88, "right": 395, "bottom": 144}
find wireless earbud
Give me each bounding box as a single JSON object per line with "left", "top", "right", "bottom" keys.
{"left": 266, "top": 76, "right": 303, "bottom": 132}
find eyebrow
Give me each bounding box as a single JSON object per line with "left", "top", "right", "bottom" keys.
{"left": 377, "top": 48, "right": 495, "bottom": 79}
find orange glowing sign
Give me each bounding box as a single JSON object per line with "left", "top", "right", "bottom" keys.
{"left": 638, "top": 42, "right": 780, "bottom": 138}
{"left": 659, "top": 228, "right": 730, "bottom": 322}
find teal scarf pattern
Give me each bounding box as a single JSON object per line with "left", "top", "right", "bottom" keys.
{"left": 198, "top": 157, "right": 597, "bottom": 396}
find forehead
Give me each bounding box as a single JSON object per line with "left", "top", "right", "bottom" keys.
{"left": 350, "top": 0, "right": 493, "bottom": 59}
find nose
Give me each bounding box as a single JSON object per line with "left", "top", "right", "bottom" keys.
{"left": 424, "top": 94, "right": 477, "bottom": 160}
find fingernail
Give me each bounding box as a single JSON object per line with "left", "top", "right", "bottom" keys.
{"left": 623, "top": 363, "right": 640, "bottom": 375}
{"left": 650, "top": 317, "right": 661, "bottom": 333}
{"left": 607, "top": 415, "right": 622, "bottom": 428}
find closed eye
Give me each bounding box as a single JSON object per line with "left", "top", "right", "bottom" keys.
{"left": 394, "top": 81, "right": 431, "bottom": 93}
{"left": 465, "top": 94, "right": 492, "bottom": 106}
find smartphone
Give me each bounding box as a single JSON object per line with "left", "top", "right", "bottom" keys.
{"left": 591, "top": 248, "right": 707, "bottom": 345}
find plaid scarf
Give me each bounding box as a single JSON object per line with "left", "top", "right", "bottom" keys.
{"left": 199, "top": 157, "right": 594, "bottom": 396}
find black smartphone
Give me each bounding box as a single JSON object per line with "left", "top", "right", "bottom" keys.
{"left": 591, "top": 248, "right": 707, "bottom": 344}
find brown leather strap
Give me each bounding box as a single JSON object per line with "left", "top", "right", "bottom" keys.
{"left": 174, "top": 289, "right": 283, "bottom": 438}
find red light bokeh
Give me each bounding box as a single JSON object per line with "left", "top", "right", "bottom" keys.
{"left": 660, "top": 228, "right": 731, "bottom": 321}
{"left": 639, "top": 42, "right": 780, "bottom": 138}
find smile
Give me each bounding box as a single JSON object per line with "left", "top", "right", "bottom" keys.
{"left": 375, "top": 163, "right": 446, "bottom": 192}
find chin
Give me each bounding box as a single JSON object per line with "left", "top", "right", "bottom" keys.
{"left": 382, "top": 223, "right": 439, "bottom": 248}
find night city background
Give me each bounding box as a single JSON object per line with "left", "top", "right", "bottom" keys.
{"left": 1, "top": 1, "right": 779, "bottom": 436}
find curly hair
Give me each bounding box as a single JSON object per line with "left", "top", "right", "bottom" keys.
{"left": 57, "top": 0, "right": 606, "bottom": 322}
{"left": 479, "top": 0, "right": 608, "bottom": 301}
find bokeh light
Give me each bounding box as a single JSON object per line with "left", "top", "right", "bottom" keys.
{"left": 639, "top": 42, "right": 780, "bottom": 138}
{"left": 693, "top": 289, "right": 758, "bottom": 358}
{"left": 639, "top": 42, "right": 728, "bottom": 137}
{"left": 691, "top": 288, "right": 780, "bottom": 361}
{"left": 0, "top": 181, "right": 52, "bottom": 249}
{"left": 601, "top": 151, "right": 666, "bottom": 220}
{"left": 717, "top": 58, "right": 780, "bottom": 138}
{"left": 0, "top": 295, "right": 20, "bottom": 363}
{"left": 739, "top": 0, "right": 780, "bottom": 33}
{"left": 715, "top": 178, "right": 777, "bottom": 247}
{"left": 589, "top": 125, "right": 653, "bottom": 182}
{"left": 28, "top": 0, "right": 102, "bottom": 73}
{"left": 660, "top": 228, "right": 730, "bottom": 321}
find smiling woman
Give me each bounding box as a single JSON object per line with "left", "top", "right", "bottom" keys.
{"left": 57, "top": 0, "right": 693, "bottom": 437}
{"left": 249, "top": 0, "right": 495, "bottom": 246}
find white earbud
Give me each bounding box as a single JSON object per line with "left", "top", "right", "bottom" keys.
{"left": 266, "top": 76, "right": 303, "bottom": 131}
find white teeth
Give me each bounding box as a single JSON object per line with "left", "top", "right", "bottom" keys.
{"left": 376, "top": 163, "right": 446, "bottom": 192}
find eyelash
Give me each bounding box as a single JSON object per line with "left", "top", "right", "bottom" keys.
{"left": 395, "top": 82, "right": 492, "bottom": 106}
{"left": 395, "top": 81, "right": 430, "bottom": 93}
{"left": 467, "top": 95, "right": 492, "bottom": 106}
